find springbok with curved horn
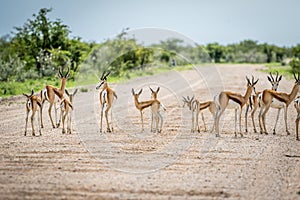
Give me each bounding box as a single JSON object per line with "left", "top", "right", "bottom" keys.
{"left": 259, "top": 73, "right": 300, "bottom": 135}
{"left": 96, "top": 71, "right": 117, "bottom": 133}
{"left": 182, "top": 96, "right": 216, "bottom": 133}
{"left": 23, "top": 90, "right": 42, "bottom": 136}
{"left": 40, "top": 67, "right": 70, "bottom": 128}
{"left": 60, "top": 89, "right": 78, "bottom": 134}
{"left": 245, "top": 72, "right": 282, "bottom": 133}
{"left": 214, "top": 76, "right": 259, "bottom": 137}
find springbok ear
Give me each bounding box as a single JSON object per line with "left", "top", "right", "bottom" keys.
{"left": 149, "top": 87, "right": 154, "bottom": 93}
{"left": 182, "top": 96, "right": 187, "bottom": 102}
{"left": 156, "top": 87, "right": 160, "bottom": 93}
{"left": 31, "top": 89, "right": 34, "bottom": 96}
{"left": 138, "top": 88, "right": 143, "bottom": 95}
{"left": 73, "top": 88, "right": 78, "bottom": 96}
{"left": 23, "top": 93, "right": 28, "bottom": 98}
{"left": 191, "top": 95, "right": 194, "bottom": 101}
{"left": 65, "top": 89, "right": 70, "bottom": 96}
{"left": 131, "top": 88, "right": 135, "bottom": 95}
{"left": 267, "top": 76, "right": 272, "bottom": 83}
{"left": 254, "top": 78, "right": 259, "bottom": 85}
{"left": 246, "top": 76, "right": 251, "bottom": 85}
{"left": 278, "top": 75, "right": 282, "bottom": 82}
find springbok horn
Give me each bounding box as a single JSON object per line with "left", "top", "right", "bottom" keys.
{"left": 65, "top": 67, "right": 70, "bottom": 78}
{"left": 269, "top": 72, "right": 274, "bottom": 82}
{"left": 105, "top": 71, "right": 111, "bottom": 79}
{"left": 275, "top": 71, "right": 279, "bottom": 81}
{"left": 101, "top": 71, "right": 106, "bottom": 80}
{"left": 58, "top": 67, "right": 63, "bottom": 78}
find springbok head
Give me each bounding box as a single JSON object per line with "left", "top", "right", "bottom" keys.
{"left": 58, "top": 67, "right": 70, "bottom": 80}
{"left": 293, "top": 72, "right": 300, "bottom": 85}
{"left": 149, "top": 87, "right": 160, "bottom": 99}
{"left": 132, "top": 88, "right": 143, "bottom": 98}
{"left": 96, "top": 71, "right": 111, "bottom": 90}
{"left": 23, "top": 89, "right": 34, "bottom": 99}
{"left": 246, "top": 76, "right": 259, "bottom": 95}
{"left": 182, "top": 95, "right": 194, "bottom": 111}
{"left": 267, "top": 71, "right": 282, "bottom": 91}
{"left": 65, "top": 89, "right": 78, "bottom": 103}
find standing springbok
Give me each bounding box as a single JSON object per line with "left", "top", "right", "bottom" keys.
{"left": 96, "top": 71, "right": 117, "bottom": 133}
{"left": 214, "top": 76, "right": 258, "bottom": 137}
{"left": 149, "top": 87, "right": 165, "bottom": 133}
{"left": 41, "top": 68, "right": 70, "bottom": 128}
{"left": 132, "top": 88, "right": 157, "bottom": 131}
{"left": 23, "top": 90, "right": 42, "bottom": 136}
{"left": 294, "top": 96, "right": 300, "bottom": 140}
{"left": 60, "top": 89, "right": 77, "bottom": 134}
{"left": 245, "top": 72, "right": 282, "bottom": 133}
{"left": 182, "top": 96, "right": 216, "bottom": 133}
{"left": 259, "top": 73, "right": 300, "bottom": 135}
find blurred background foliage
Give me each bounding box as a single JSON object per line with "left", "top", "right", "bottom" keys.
{"left": 1, "top": 8, "right": 300, "bottom": 97}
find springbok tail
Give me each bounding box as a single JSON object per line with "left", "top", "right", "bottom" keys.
{"left": 113, "top": 92, "right": 118, "bottom": 100}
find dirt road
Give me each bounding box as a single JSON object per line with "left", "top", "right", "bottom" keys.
{"left": 0, "top": 64, "right": 299, "bottom": 199}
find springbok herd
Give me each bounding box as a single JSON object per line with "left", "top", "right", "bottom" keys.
{"left": 23, "top": 68, "right": 300, "bottom": 141}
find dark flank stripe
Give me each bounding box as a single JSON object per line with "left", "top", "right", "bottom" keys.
{"left": 229, "top": 95, "right": 242, "bottom": 105}
{"left": 200, "top": 102, "right": 210, "bottom": 110}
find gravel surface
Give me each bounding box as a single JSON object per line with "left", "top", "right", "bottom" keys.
{"left": 0, "top": 64, "right": 299, "bottom": 199}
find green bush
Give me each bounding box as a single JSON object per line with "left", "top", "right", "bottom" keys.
{"left": 289, "top": 58, "right": 300, "bottom": 73}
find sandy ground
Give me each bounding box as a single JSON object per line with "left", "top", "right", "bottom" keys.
{"left": 0, "top": 64, "right": 299, "bottom": 199}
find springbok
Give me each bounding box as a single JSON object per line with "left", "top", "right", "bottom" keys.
{"left": 149, "top": 87, "right": 165, "bottom": 133}
{"left": 214, "top": 76, "right": 258, "bottom": 137}
{"left": 245, "top": 72, "right": 282, "bottom": 133}
{"left": 294, "top": 96, "right": 300, "bottom": 140}
{"left": 60, "top": 89, "right": 77, "bottom": 134}
{"left": 132, "top": 88, "right": 156, "bottom": 131}
{"left": 259, "top": 73, "right": 300, "bottom": 135}
{"left": 23, "top": 90, "right": 42, "bottom": 136}
{"left": 96, "top": 71, "right": 117, "bottom": 133}
{"left": 182, "top": 96, "right": 216, "bottom": 133}
{"left": 41, "top": 68, "right": 70, "bottom": 128}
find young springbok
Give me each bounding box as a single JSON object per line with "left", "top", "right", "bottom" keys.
{"left": 294, "top": 96, "right": 300, "bottom": 141}
{"left": 182, "top": 96, "right": 216, "bottom": 133}
{"left": 259, "top": 73, "right": 300, "bottom": 135}
{"left": 132, "top": 88, "right": 157, "bottom": 131}
{"left": 23, "top": 90, "right": 42, "bottom": 136}
{"left": 60, "top": 89, "right": 78, "bottom": 134}
{"left": 96, "top": 71, "right": 117, "bottom": 133}
{"left": 214, "top": 76, "right": 258, "bottom": 137}
{"left": 245, "top": 72, "right": 282, "bottom": 133}
{"left": 149, "top": 87, "right": 165, "bottom": 133}
{"left": 41, "top": 68, "right": 70, "bottom": 128}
